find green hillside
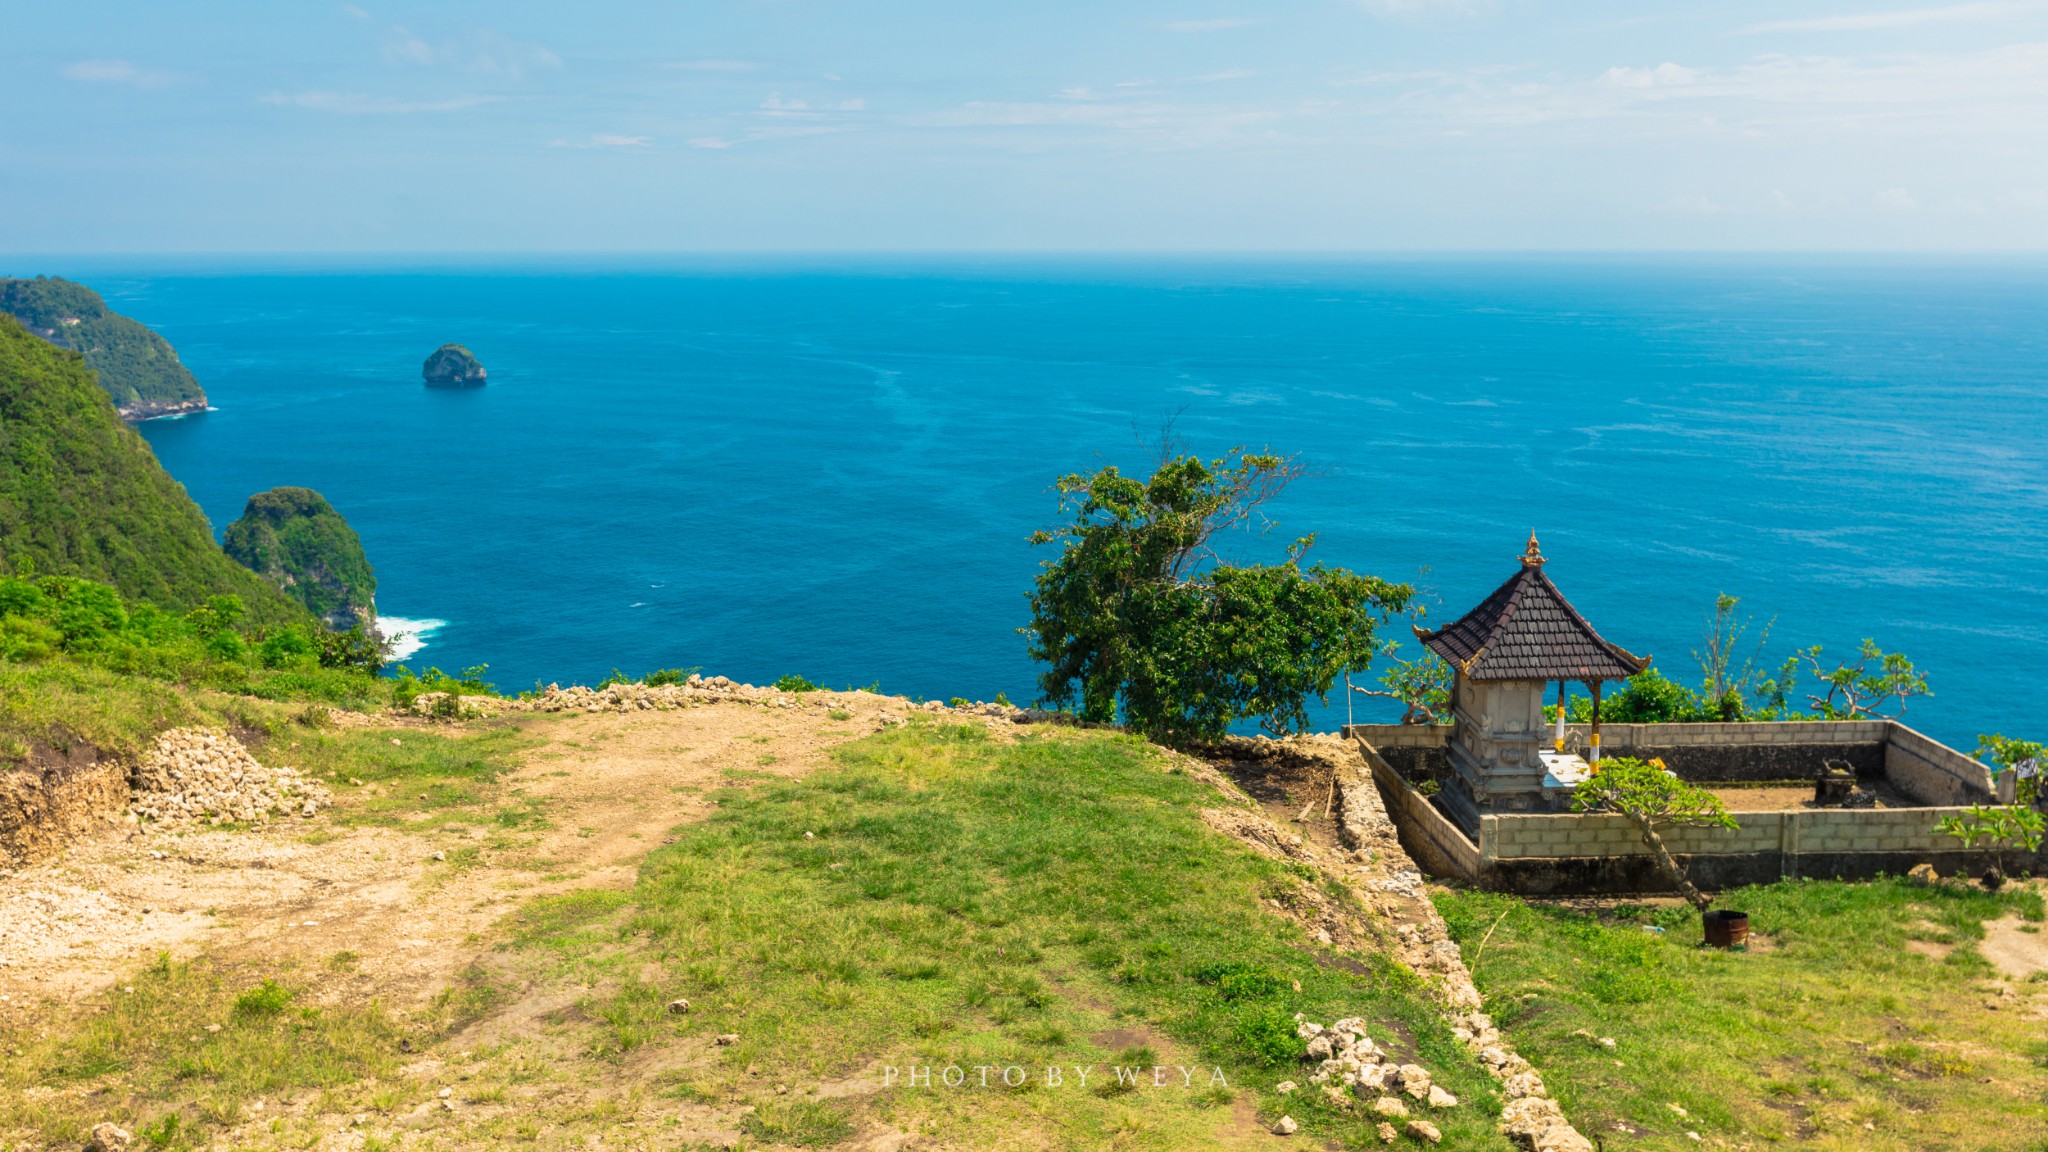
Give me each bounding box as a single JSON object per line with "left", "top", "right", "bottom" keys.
{"left": 0, "top": 275, "right": 207, "bottom": 420}
{"left": 225, "top": 487, "right": 378, "bottom": 632}
{"left": 0, "top": 313, "right": 304, "bottom": 626}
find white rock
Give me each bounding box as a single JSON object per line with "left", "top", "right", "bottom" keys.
{"left": 1427, "top": 1085, "right": 1457, "bottom": 1109}
{"left": 1272, "top": 1115, "right": 1298, "bottom": 1135}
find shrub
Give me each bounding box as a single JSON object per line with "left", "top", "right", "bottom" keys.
{"left": 774, "top": 674, "right": 820, "bottom": 693}
{"left": 232, "top": 979, "right": 295, "bottom": 1018}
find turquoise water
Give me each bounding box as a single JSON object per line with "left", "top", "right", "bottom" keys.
{"left": 64, "top": 258, "right": 2048, "bottom": 747}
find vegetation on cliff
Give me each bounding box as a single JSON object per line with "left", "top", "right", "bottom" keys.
{"left": 224, "top": 487, "right": 378, "bottom": 632}
{"left": 0, "top": 276, "right": 207, "bottom": 419}
{"left": 422, "top": 343, "right": 485, "bottom": 386}
{"left": 1027, "top": 444, "right": 1412, "bottom": 742}
{"left": 0, "top": 314, "right": 303, "bottom": 626}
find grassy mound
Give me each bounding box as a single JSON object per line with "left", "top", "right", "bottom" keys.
{"left": 510, "top": 721, "right": 1512, "bottom": 1148}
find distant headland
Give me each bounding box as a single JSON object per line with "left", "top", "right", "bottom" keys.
{"left": 422, "top": 343, "right": 486, "bottom": 387}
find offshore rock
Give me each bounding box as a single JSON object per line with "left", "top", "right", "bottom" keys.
{"left": 422, "top": 343, "right": 486, "bottom": 387}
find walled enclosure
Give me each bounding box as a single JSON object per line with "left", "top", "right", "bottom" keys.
{"left": 1347, "top": 721, "right": 2016, "bottom": 895}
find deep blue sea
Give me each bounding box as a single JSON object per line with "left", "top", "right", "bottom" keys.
{"left": 43, "top": 258, "right": 2048, "bottom": 749}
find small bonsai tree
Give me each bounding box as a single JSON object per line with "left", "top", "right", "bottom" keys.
{"left": 1351, "top": 641, "right": 1453, "bottom": 725}
{"left": 1934, "top": 804, "right": 2045, "bottom": 884}
{"left": 1800, "top": 639, "right": 1930, "bottom": 718}
{"left": 1572, "top": 757, "right": 1737, "bottom": 911}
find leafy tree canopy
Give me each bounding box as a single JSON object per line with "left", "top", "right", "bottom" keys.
{"left": 1026, "top": 445, "right": 1412, "bottom": 743}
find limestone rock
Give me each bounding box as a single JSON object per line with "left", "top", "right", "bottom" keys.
{"left": 1376, "top": 1121, "right": 1399, "bottom": 1143}
{"left": 1405, "top": 1119, "right": 1442, "bottom": 1144}
{"left": 85, "top": 1123, "right": 133, "bottom": 1151}
{"left": 130, "top": 729, "right": 331, "bottom": 827}
{"left": 1427, "top": 1085, "right": 1458, "bottom": 1109}
{"left": 422, "top": 343, "right": 486, "bottom": 387}
{"left": 1397, "top": 1064, "right": 1432, "bottom": 1098}
{"left": 1373, "top": 1096, "right": 1409, "bottom": 1119}
{"left": 1272, "top": 1115, "right": 1298, "bottom": 1135}
{"left": 668, "top": 998, "right": 691, "bottom": 1014}
{"left": 1908, "top": 862, "right": 1938, "bottom": 884}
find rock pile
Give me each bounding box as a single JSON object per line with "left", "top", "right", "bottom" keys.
{"left": 1298, "top": 1016, "right": 1455, "bottom": 1106}
{"left": 130, "top": 728, "right": 331, "bottom": 826}
{"left": 1450, "top": 1010, "right": 1594, "bottom": 1152}
{"left": 415, "top": 674, "right": 1061, "bottom": 723}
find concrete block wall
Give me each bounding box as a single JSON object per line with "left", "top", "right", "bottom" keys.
{"left": 1486, "top": 806, "right": 1964, "bottom": 862}
{"left": 1884, "top": 721, "right": 1994, "bottom": 805}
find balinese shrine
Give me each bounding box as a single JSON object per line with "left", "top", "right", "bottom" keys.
{"left": 1414, "top": 534, "right": 1649, "bottom": 831}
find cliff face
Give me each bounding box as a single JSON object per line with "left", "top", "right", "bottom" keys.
{"left": 0, "top": 314, "right": 305, "bottom": 625}
{"left": 423, "top": 343, "right": 486, "bottom": 387}
{"left": 222, "top": 487, "right": 378, "bottom": 632}
{"left": 0, "top": 276, "right": 209, "bottom": 421}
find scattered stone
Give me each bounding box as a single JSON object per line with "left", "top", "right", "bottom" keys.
{"left": 430, "top": 851, "right": 446, "bottom": 862}
{"left": 204, "top": 1024, "right": 221, "bottom": 1034}
{"left": 715, "top": 1033, "right": 739, "bottom": 1046}
{"left": 1427, "top": 1085, "right": 1458, "bottom": 1109}
{"left": 1666, "top": 1103, "right": 1689, "bottom": 1118}
{"left": 1397, "top": 1064, "right": 1432, "bottom": 1099}
{"left": 84, "top": 1123, "right": 133, "bottom": 1151}
{"left": 1373, "top": 1096, "right": 1409, "bottom": 1119}
{"left": 1908, "top": 863, "right": 1938, "bottom": 884}
{"left": 1405, "top": 1119, "right": 1441, "bottom": 1144}
{"left": 1272, "top": 1115, "right": 1298, "bottom": 1136}
{"left": 1376, "top": 1121, "right": 1399, "bottom": 1144}
{"left": 1276, "top": 1080, "right": 1296, "bottom": 1094}
{"left": 668, "top": 998, "right": 691, "bottom": 1014}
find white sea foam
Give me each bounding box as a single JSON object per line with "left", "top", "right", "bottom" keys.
{"left": 376, "top": 616, "right": 446, "bottom": 663}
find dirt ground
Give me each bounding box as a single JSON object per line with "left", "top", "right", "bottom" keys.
{"left": 0, "top": 690, "right": 959, "bottom": 1023}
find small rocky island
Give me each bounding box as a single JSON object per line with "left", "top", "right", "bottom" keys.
{"left": 223, "top": 486, "right": 378, "bottom": 632}
{"left": 422, "top": 343, "right": 486, "bottom": 387}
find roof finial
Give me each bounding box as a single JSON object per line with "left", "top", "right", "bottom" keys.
{"left": 1522, "top": 530, "right": 1545, "bottom": 567}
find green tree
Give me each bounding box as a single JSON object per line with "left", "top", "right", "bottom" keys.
{"left": 1976, "top": 733, "right": 2046, "bottom": 806}
{"left": 1934, "top": 804, "right": 2045, "bottom": 883}
{"left": 1573, "top": 757, "right": 1738, "bottom": 911}
{"left": 1026, "top": 445, "right": 1412, "bottom": 743}
{"left": 1799, "top": 639, "right": 1930, "bottom": 718}
{"left": 1352, "top": 642, "right": 1453, "bottom": 724}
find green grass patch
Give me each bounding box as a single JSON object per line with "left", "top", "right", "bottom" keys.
{"left": 1437, "top": 879, "right": 2048, "bottom": 1150}
{"left": 507, "top": 723, "right": 1513, "bottom": 1149}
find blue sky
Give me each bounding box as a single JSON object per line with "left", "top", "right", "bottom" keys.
{"left": 7, "top": 1, "right": 2048, "bottom": 251}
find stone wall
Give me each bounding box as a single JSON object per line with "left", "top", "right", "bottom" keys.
{"left": 1356, "top": 723, "right": 2017, "bottom": 896}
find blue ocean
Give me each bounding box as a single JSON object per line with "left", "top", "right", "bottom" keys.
{"left": 53, "top": 258, "right": 2048, "bottom": 749}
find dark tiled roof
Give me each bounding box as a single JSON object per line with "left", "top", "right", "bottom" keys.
{"left": 1416, "top": 538, "right": 1649, "bottom": 682}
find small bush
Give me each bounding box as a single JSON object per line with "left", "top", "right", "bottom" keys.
{"left": 232, "top": 979, "right": 295, "bottom": 1018}
{"left": 643, "top": 667, "right": 695, "bottom": 686}
{"left": 1230, "top": 1004, "right": 1301, "bottom": 1067}
{"left": 774, "top": 674, "right": 820, "bottom": 693}
{"left": 1192, "top": 960, "right": 1289, "bottom": 1001}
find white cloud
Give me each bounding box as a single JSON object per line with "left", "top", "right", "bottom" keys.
{"left": 1193, "top": 68, "right": 1256, "bottom": 83}
{"left": 342, "top": 4, "right": 371, "bottom": 19}
{"left": 1876, "top": 187, "right": 1920, "bottom": 209}
{"left": 1164, "top": 18, "right": 1257, "bottom": 32}
{"left": 379, "top": 27, "right": 560, "bottom": 78}
{"left": 551, "top": 134, "right": 652, "bottom": 148}
{"left": 838, "top": 99, "right": 867, "bottom": 110}
{"left": 664, "top": 59, "right": 759, "bottom": 72}
{"left": 1740, "top": 2, "right": 2036, "bottom": 34}
{"left": 260, "top": 90, "right": 499, "bottom": 114}
{"left": 1601, "top": 62, "right": 1700, "bottom": 88}
{"left": 688, "top": 137, "right": 736, "bottom": 149}
{"left": 61, "top": 59, "right": 180, "bottom": 89}
{"left": 760, "top": 93, "right": 810, "bottom": 111}
{"left": 382, "top": 27, "right": 434, "bottom": 66}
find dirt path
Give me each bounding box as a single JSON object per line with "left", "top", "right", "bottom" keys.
{"left": 0, "top": 690, "right": 942, "bottom": 1018}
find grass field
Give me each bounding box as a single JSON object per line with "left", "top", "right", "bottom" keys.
{"left": 1436, "top": 879, "right": 2048, "bottom": 1152}
{"left": 505, "top": 720, "right": 1513, "bottom": 1149}
{"left": 3, "top": 717, "right": 1519, "bottom": 1150}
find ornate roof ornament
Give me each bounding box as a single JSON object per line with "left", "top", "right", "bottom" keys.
{"left": 1521, "top": 531, "right": 1545, "bottom": 568}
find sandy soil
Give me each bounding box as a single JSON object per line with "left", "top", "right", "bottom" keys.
{"left": 0, "top": 690, "right": 948, "bottom": 1018}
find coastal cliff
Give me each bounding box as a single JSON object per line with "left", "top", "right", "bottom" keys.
{"left": 0, "top": 313, "right": 304, "bottom": 624}
{"left": 0, "top": 276, "right": 208, "bottom": 421}
{"left": 422, "top": 343, "right": 486, "bottom": 387}
{"left": 222, "top": 487, "right": 378, "bottom": 632}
